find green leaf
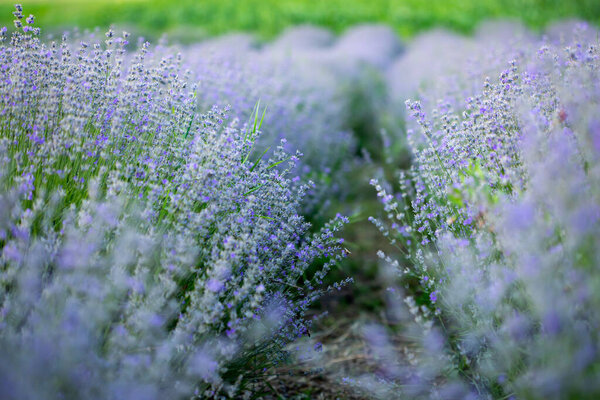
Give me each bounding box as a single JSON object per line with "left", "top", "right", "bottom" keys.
{"left": 266, "top": 156, "right": 291, "bottom": 170}
{"left": 249, "top": 146, "right": 270, "bottom": 172}
{"left": 184, "top": 115, "right": 194, "bottom": 138}
{"left": 244, "top": 183, "right": 265, "bottom": 196}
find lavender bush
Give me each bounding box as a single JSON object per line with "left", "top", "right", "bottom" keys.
{"left": 368, "top": 24, "right": 600, "bottom": 399}
{"left": 180, "top": 24, "right": 404, "bottom": 212}
{"left": 181, "top": 33, "right": 357, "bottom": 214}
{"left": 0, "top": 6, "right": 347, "bottom": 398}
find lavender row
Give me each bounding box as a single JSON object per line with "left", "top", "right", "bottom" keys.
{"left": 366, "top": 22, "right": 600, "bottom": 399}
{"left": 0, "top": 6, "right": 347, "bottom": 398}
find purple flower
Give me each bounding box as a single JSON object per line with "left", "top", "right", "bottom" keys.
{"left": 429, "top": 291, "right": 438, "bottom": 304}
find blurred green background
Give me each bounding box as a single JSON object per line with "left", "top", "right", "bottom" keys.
{"left": 1, "top": 0, "right": 599, "bottom": 42}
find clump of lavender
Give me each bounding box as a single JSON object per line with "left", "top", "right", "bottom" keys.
{"left": 369, "top": 24, "right": 600, "bottom": 399}
{"left": 383, "top": 22, "right": 537, "bottom": 163}
{"left": 0, "top": 5, "right": 347, "bottom": 398}
{"left": 181, "top": 37, "right": 356, "bottom": 215}
{"left": 181, "top": 24, "right": 404, "bottom": 213}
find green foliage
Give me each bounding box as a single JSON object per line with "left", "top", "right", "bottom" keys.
{"left": 0, "top": 0, "right": 598, "bottom": 41}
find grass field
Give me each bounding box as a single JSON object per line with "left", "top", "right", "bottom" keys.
{"left": 1, "top": 0, "right": 599, "bottom": 41}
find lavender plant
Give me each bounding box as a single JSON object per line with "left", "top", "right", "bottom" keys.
{"left": 369, "top": 23, "right": 600, "bottom": 399}
{"left": 180, "top": 24, "right": 403, "bottom": 213}
{"left": 181, "top": 35, "right": 357, "bottom": 215}
{"left": 0, "top": 5, "right": 347, "bottom": 398}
